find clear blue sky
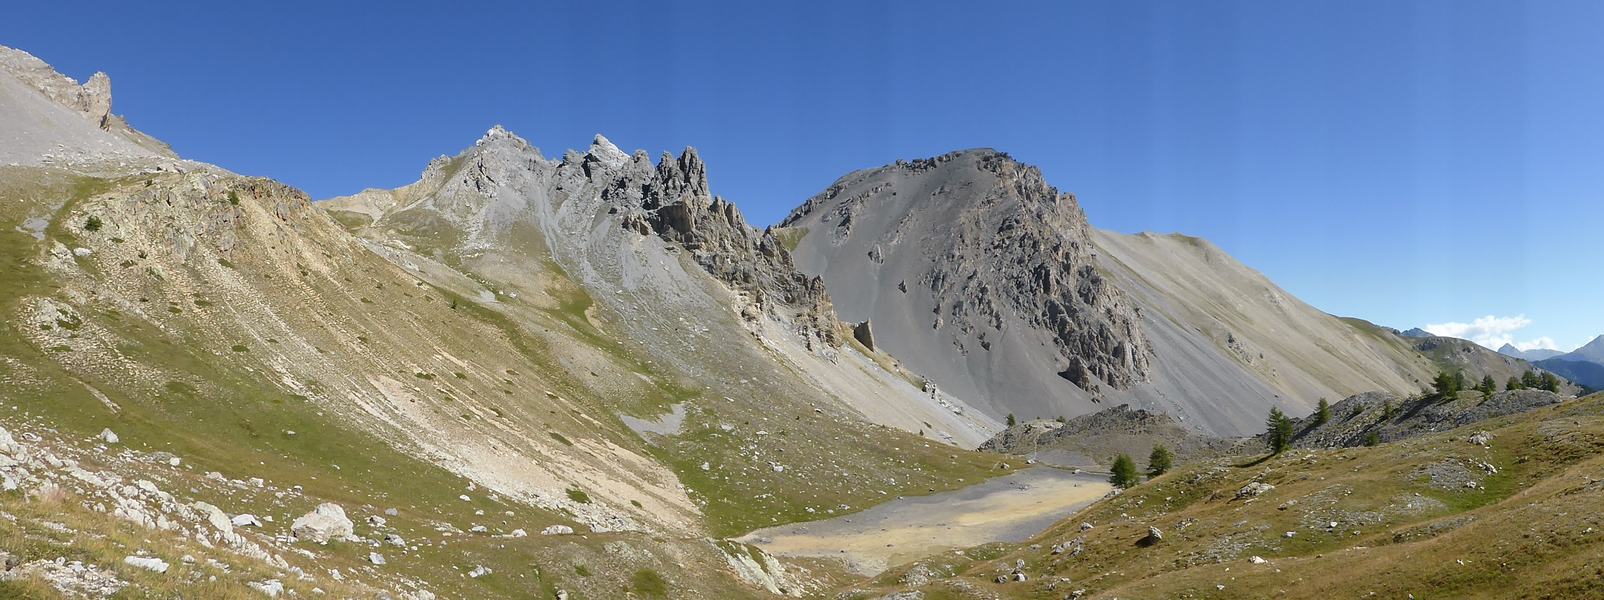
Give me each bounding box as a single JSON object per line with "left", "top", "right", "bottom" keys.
{"left": 6, "top": 1, "right": 1600, "bottom": 350}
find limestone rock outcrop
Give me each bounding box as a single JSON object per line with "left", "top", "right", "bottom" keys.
{"left": 0, "top": 45, "right": 176, "bottom": 157}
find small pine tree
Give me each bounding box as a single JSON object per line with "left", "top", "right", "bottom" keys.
{"left": 227, "top": 191, "right": 240, "bottom": 206}
{"left": 1506, "top": 376, "right": 1523, "bottom": 391}
{"left": 1006, "top": 413, "right": 1017, "bottom": 427}
{"left": 1147, "top": 445, "right": 1173, "bottom": 479}
{"left": 1363, "top": 431, "right": 1381, "bottom": 446}
{"left": 1266, "top": 407, "right": 1293, "bottom": 454}
{"left": 1433, "top": 370, "right": 1461, "bottom": 400}
{"left": 1521, "top": 370, "right": 1542, "bottom": 389}
{"left": 1315, "top": 398, "right": 1331, "bottom": 425}
{"left": 84, "top": 215, "right": 102, "bottom": 231}
{"left": 1382, "top": 398, "right": 1396, "bottom": 419}
{"left": 1109, "top": 454, "right": 1140, "bottom": 489}
{"left": 1478, "top": 375, "right": 1496, "bottom": 396}
{"left": 1539, "top": 372, "right": 1562, "bottom": 393}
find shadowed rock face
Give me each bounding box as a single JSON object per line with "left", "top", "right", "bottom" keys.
{"left": 782, "top": 149, "right": 1151, "bottom": 418}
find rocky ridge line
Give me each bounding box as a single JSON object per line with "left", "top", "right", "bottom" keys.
{"left": 608, "top": 141, "right": 842, "bottom": 348}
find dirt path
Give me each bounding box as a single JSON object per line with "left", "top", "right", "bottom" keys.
{"left": 738, "top": 467, "right": 1111, "bottom": 575}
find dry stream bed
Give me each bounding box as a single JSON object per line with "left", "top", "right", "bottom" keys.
{"left": 739, "top": 467, "right": 1110, "bottom": 575}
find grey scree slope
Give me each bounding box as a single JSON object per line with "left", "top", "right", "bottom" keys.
{"left": 782, "top": 149, "right": 1433, "bottom": 436}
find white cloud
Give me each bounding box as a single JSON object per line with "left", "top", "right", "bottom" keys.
{"left": 1424, "top": 314, "right": 1547, "bottom": 350}
{"left": 1514, "top": 337, "right": 1559, "bottom": 352}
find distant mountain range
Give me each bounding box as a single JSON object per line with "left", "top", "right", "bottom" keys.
{"left": 1497, "top": 344, "right": 1565, "bottom": 361}
{"left": 1554, "top": 335, "right": 1604, "bottom": 364}
{"left": 1496, "top": 334, "right": 1604, "bottom": 365}
{"left": 1499, "top": 335, "right": 1604, "bottom": 391}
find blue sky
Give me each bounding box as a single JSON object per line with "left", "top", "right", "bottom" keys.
{"left": 5, "top": 1, "right": 1600, "bottom": 350}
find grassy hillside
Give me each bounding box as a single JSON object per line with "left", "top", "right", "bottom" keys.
{"left": 847, "top": 392, "right": 1604, "bottom": 599}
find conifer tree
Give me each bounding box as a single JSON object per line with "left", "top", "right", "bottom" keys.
{"left": 1478, "top": 375, "right": 1497, "bottom": 398}
{"left": 1147, "top": 445, "right": 1173, "bottom": 479}
{"left": 1266, "top": 407, "right": 1293, "bottom": 454}
{"left": 1109, "top": 454, "right": 1140, "bottom": 489}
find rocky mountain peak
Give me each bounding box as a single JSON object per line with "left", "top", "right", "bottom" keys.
{"left": 586, "top": 133, "right": 630, "bottom": 167}
{"left": 468, "top": 125, "right": 538, "bottom": 158}
{"left": 782, "top": 148, "right": 1151, "bottom": 422}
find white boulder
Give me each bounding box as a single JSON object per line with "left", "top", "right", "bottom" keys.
{"left": 291, "top": 503, "right": 354, "bottom": 543}
{"left": 123, "top": 556, "right": 169, "bottom": 573}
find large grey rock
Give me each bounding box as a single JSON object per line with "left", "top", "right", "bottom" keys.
{"left": 291, "top": 503, "right": 353, "bottom": 543}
